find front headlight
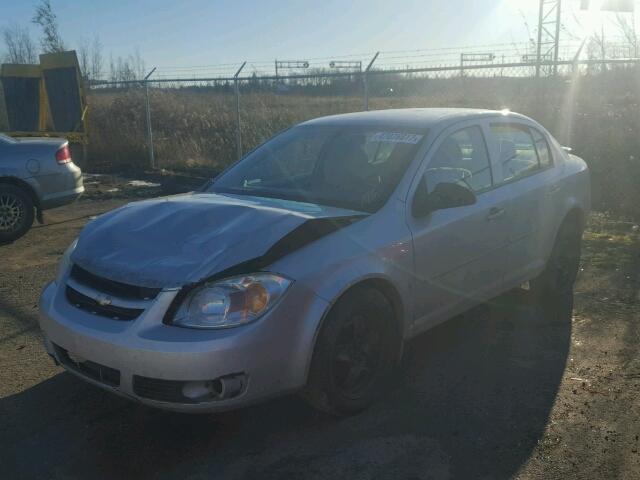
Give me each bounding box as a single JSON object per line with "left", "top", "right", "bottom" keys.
{"left": 56, "top": 239, "right": 77, "bottom": 284}
{"left": 170, "top": 273, "right": 292, "bottom": 329}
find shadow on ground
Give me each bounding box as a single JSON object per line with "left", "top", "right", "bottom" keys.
{"left": 0, "top": 291, "right": 572, "bottom": 480}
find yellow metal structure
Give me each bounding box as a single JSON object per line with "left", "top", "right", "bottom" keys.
{"left": 1, "top": 50, "right": 88, "bottom": 144}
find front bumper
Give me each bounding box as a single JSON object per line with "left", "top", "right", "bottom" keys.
{"left": 38, "top": 279, "right": 329, "bottom": 413}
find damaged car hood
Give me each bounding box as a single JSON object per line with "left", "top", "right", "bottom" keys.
{"left": 71, "top": 192, "right": 365, "bottom": 289}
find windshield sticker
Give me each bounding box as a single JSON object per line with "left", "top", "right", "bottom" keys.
{"left": 371, "top": 132, "right": 423, "bottom": 144}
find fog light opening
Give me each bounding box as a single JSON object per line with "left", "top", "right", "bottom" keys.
{"left": 181, "top": 373, "right": 246, "bottom": 402}
{"left": 182, "top": 380, "right": 215, "bottom": 400}
{"left": 218, "top": 374, "right": 244, "bottom": 399}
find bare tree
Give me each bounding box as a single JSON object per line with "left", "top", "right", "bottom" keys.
{"left": 2, "top": 26, "right": 38, "bottom": 64}
{"left": 109, "top": 54, "right": 135, "bottom": 84}
{"left": 78, "top": 37, "right": 90, "bottom": 78}
{"left": 77, "top": 34, "right": 104, "bottom": 83}
{"left": 108, "top": 48, "right": 146, "bottom": 85}
{"left": 587, "top": 33, "right": 606, "bottom": 60}
{"left": 614, "top": 13, "right": 638, "bottom": 57}
{"left": 90, "top": 35, "right": 104, "bottom": 81}
{"left": 131, "top": 47, "right": 146, "bottom": 79}
{"left": 32, "top": 0, "right": 65, "bottom": 53}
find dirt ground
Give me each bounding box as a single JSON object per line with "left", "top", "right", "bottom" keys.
{"left": 0, "top": 176, "right": 638, "bottom": 479}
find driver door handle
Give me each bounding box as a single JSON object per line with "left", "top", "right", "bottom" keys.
{"left": 486, "top": 207, "right": 506, "bottom": 221}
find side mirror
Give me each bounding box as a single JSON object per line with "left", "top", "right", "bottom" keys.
{"left": 412, "top": 180, "right": 477, "bottom": 217}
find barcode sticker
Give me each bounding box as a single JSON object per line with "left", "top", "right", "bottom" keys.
{"left": 371, "top": 132, "right": 423, "bottom": 144}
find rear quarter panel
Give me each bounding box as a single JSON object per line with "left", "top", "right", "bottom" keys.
{"left": 1, "top": 139, "right": 79, "bottom": 207}
{"left": 542, "top": 149, "right": 590, "bottom": 263}
{"left": 561, "top": 152, "right": 590, "bottom": 219}
{"left": 0, "top": 142, "right": 44, "bottom": 198}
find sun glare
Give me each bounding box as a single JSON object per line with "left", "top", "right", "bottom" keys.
{"left": 579, "top": 1, "right": 608, "bottom": 34}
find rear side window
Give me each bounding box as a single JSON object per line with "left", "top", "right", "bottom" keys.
{"left": 530, "top": 128, "right": 553, "bottom": 169}
{"left": 491, "top": 124, "right": 543, "bottom": 183}
{"left": 491, "top": 123, "right": 553, "bottom": 182}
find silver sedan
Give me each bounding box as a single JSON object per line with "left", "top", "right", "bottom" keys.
{"left": 39, "top": 109, "right": 589, "bottom": 415}
{"left": 0, "top": 133, "right": 84, "bottom": 242}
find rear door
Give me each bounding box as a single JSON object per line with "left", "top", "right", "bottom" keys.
{"left": 487, "top": 121, "right": 561, "bottom": 288}
{"left": 406, "top": 120, "right": 511, "bottom": 332}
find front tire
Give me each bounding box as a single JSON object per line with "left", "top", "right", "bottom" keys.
{"left": 531, "top": 217, "right": 583, "bottom": 299}
{"left": 0, "top": 185, "right": 35, "bottom": 244}
{"left": 302, "top": 286, "right": 399, "bottom": 416}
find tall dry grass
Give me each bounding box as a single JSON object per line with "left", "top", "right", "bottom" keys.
{"left": 87, "top": 90, "right": 367, "bottom": 172}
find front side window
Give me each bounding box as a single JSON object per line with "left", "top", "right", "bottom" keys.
{"left": 491, "top": 124, "right": 543, "bottom": 182}
{"left": 211, "top": 125, "right": 426, "bottom": 212}
{"left": 426, "top": 126, "right": 493, "bottom": 193}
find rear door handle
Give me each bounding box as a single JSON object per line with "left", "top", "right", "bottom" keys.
{"left": 548, "top": 184, "right": 561, "bottom": 195}
{"left": 486, "top": 207, "right": 506, "bottom": 221}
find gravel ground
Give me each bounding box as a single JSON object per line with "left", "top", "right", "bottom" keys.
{"left": 0, "top": 177, "right": 638, "bottom": 479}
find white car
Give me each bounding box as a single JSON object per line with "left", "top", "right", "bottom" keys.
{"left": 39, "top": 109, "right": 590, "bottom": 415}
{"left": 0, "top": 134, "right": 84, "bottom": 243}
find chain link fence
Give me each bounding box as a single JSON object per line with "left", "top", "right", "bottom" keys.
{"left": 79, "top": 58, "right": 640, "bottom": 218}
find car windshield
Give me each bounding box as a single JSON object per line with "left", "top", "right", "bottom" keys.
{"left": 210, "top": 125, "right": 426, "bottom": 212}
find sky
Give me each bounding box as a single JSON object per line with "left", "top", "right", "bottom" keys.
{"left": 0, "top": 0, "right": 636, "bottom": 76}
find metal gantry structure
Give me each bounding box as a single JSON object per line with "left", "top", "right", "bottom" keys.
{"left": 536, "top": 0, "right": 563, "bottom": 77}
{"left": 274, "top": 60, "right": 309, "bottom": 80}
{"left": 460, "top": 53, "right": 496, "bottom": 77}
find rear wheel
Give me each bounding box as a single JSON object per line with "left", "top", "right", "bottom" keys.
{"left": 302, "top": 286, "right": 399, "bottom": 415}
{"left": 531, "top": 217, "right": 583, "bottom": 299}
{"left": 0, "top": 185, "right": 35, "bottom": 243}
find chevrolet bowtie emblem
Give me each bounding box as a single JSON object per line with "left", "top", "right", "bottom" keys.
{"left": 96, "top": 295, "right": 113, "bottom": 307}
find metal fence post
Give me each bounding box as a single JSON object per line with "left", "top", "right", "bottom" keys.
{"left": 363, "top": 52, "right": 379, "bottom": 111}
{"left": 142, "top": 67, "right": 156, "bottom": 169}
{"left": 234, "top": 62, "right": 247, "bottom": 161}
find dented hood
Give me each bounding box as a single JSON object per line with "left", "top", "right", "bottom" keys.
{"left": 71, "top": 192, "right": 364, "bottom": 289}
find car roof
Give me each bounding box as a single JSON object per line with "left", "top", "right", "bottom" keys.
{"left": 299, "top": 108, "right": 532, "bottom": 129}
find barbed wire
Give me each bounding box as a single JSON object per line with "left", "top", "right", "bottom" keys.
{"left": 145, "top": 38, "right": 639, "bottom": 80}
{"left": 89, "top": 57, "right": 640, "bottom": 88}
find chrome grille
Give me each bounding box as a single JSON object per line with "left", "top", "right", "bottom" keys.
{"left": 66, "top": 286, "right": 143, "bottom": 320}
